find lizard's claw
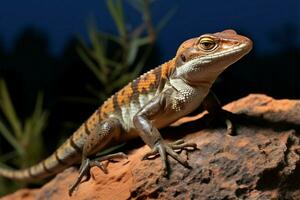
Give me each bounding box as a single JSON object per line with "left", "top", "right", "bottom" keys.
{"left": 210, "top": 109, "right": 235, "bottom": 136}
{"left": 225, "top": 118, "right": 234, "bottom": 135}
{"left": 68, "top": 152, "right": 127, "bottom": 196}
{"left": 218, "top": 110, "right": 235, "bottom": 136}
{"left": 142, "top": 140, "right": 197, "bottom": 176}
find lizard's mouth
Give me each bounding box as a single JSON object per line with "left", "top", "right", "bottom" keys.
{"left": 175, "top": 41, "right": 252, "bottom": 86}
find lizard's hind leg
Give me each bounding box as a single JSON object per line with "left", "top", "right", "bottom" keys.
{"left": 69, "top": 118, "right": 126, "bottom": 196}
{"left": 202, "top": 91, "right": 234, "bottom": 135}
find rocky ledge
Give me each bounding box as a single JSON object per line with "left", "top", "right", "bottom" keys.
{"left": 2, "top": 94, "right": 300, "bottom": 200}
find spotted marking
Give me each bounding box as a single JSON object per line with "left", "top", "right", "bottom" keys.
{"left": 131, "top": 75, "right": 141, "bottom": 100}
{"left": 113, "top": 93, "right": 121, "bottom": 113}
{"left": 97, "top": 107, "right": 102, "bottom": 121}
{"left": 137, "top": 72, "right": 157, "bottom": 93}
{"left": 84, "top": 122, "right": 91, "bottom": 135}
{"left": 72, "top": 125, "right": 87, "bottom": 144}
{"left": 85, "top": 110, "right": 100, "bottom": 136}
{"left": 161, "top": 60, "right": 176, "bottom": 79}
{"left": 100, "top": 97, "right": 115, "bottom": 118}
{"left": 117, "top": 83, "right": 133, "bottom": 106}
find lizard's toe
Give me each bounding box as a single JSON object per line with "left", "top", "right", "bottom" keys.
{"left": 142, "top": 140, "right": 197, "bottom": 176}
{"left": 170, "top": 140, "right": 197, "bottom": 152}
{"left": 90, "top": 160, "right": 108, "bottom": 174}
{"left": 142, "top": 146, "right": 159, "bottom": 160}
{"left": 69, "top": 152, "right": 127, "bottom": 196}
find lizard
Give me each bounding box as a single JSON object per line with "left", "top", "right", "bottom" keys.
{"left": 0, "top": 29, "right": 252, "bottom": 196}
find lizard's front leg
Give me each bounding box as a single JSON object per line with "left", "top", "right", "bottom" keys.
{"left": 69, "top": 118, "right": 126, "bottom": 196}
{"left": 133, "top": 94, "right": 197, "bottom": 176}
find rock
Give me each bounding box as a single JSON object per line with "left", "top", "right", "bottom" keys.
{"left": 2, "top": 94, "right": 300, "bottom": 200}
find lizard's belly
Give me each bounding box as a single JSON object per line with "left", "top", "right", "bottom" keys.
{"left": 117, "top": 92, "right": 156, "bottom": 134}
{"left": 154, "top": 92, "right": 207, "bottom": 129}
{"left": 118, "top": 87, "right": 209, "bottom": 141}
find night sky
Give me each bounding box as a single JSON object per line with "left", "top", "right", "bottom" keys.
{"left": 0, "top": 0, "right": 299, "bottom": 59}
{"left": 0, "top": 0, "right": 299, "bottom": 118}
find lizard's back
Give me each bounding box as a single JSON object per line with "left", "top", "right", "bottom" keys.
{"left": 96, "top": 59, "right": 176, "bottom": 134}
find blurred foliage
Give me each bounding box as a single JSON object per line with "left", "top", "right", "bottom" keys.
{"left": 78, "top": 0, "right": 175, "bottom": 101}
{"left": 0, "top": 79, "right": 48, "bottom": 194}
{"left": 0, "top": 0, "right": 174, "bottom": 195}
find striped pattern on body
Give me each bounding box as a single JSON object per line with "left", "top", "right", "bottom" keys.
{"left": 0, "top": 59, "right": 176, "bottom": 181}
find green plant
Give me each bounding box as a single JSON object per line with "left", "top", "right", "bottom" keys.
{"left": 0, "top": 79, "right": 48, "bottom": 194}
{"left": 78, "top": 0, "right": 175, "bottom": 101}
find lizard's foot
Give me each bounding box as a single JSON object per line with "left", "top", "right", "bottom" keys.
{"left": 142, "top": 140, "right": 197, "bottom": 176}
{"left": 68, "top": 152, "right": 127, "bottom": 196}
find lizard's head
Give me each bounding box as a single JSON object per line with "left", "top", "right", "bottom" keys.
{"left": 173, "top": 29, "right": 252, "bottom": 86}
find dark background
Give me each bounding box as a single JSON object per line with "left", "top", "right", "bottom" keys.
{"left": 0, "top": 0, "right": 299, "bottom": 152}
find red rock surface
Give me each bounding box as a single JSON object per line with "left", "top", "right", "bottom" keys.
{"left": 2, "top": 94, "right": 300, "bottom": 200}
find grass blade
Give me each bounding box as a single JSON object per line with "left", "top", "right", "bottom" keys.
{"left": 155, "top": 6, "right": 177, "bottom": 33}
{"left": 77, "top": 47, "right": 106, "bottom": 84}
{"left": 0, "top": 121, "right": 23, "bottom": 155}
{"left": 0, "top": 80, "right": 22, "bottom": 139}
{"left": 107, "top": 0, "right": 126, "bottom": 37}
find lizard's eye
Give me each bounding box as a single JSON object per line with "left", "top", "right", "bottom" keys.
{"left": 199, "top": 38, "right": 216, "bottom": 51}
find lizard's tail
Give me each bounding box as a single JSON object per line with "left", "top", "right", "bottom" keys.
{"left": 0, "top": 150, "right": 75, "bottom": 182}
{"left": 0, "top": 106, "right": 101, "bottom": 181}
{"left": 0, "top": 128, "right": 85, "bottom": 181}
{"left": 0, "top": 165, "right": 51, "bottom": 182}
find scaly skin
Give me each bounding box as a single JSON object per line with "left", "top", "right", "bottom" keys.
{"left": 0, "top": 29, "right": 252, "bottom": 195}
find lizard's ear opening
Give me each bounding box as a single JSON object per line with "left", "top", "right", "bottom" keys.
{"left": 175, "top": 53, "right": 187, "bottom": 67}
{"left": 180, "top": 54, "right": 187, "bottom": 62}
